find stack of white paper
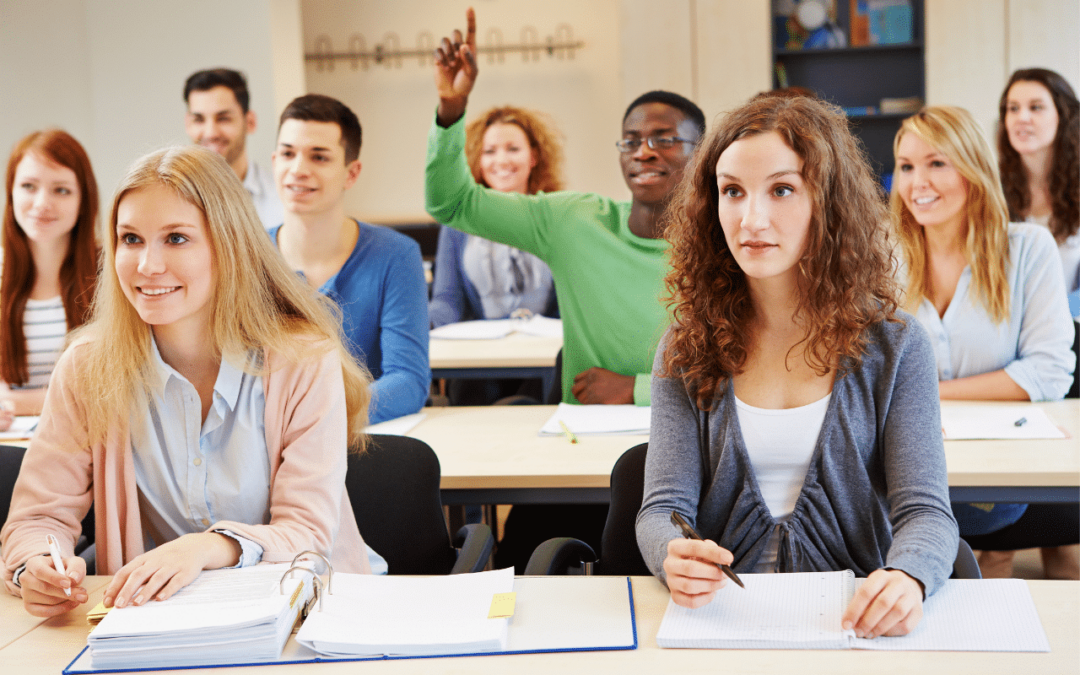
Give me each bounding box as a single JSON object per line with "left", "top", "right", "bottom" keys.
{"left": 296, "top": 567, "right": 515, "bottom": 657}
{"left": 540, "top": 403, "right": 651, "bottom": 436}
{"left": 87, "top": 565, "right": 310, "bottom": 669}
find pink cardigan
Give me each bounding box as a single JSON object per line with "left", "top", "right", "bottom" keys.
{"left": 2, "top": 339, "right": 371, "bottom": 597}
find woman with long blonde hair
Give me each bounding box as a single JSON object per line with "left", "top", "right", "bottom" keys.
{"left": 637, "top": 94, "right": 957, "bottom": 638}
{"left": 2, "top": 145, "right": 373, "bottom": 618}
{"left": 891, "top": 106, "right": 1075, "bottom": 578}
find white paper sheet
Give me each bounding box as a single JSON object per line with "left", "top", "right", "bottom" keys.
{"left": 539, "top": 403, "right": 651, "bottom": 436}
{"left": 430, "top": 317, "right": 562, "bottom": 340}
{"left": 0, "top": 416, "right": 39, "bottom": 440}
{"left": 365, "top": 412, "right": 426, "bottom": 436}
{"left": 941, "top": 405, "right": 1066, "bottom": 440}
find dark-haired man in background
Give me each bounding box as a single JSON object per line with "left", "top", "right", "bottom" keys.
{"left": 183, "top": 68, "right": 284, "bottom": 229}
{"left": 270, "top": 94, "right": 429, "bottom": 426}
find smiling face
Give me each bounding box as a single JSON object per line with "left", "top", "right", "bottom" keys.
{"left": 273, "top": 119, "right": 361, "bottom": 217}
{"left": 1004, "top": 80, "right": 1060, "bottom": 158}
{"left": 715, "top": 132, "right": 813, "bottom": 289}
{"left": 185, "top": 86, "right": 255, "bottom": 168}
{"left": 619, "top": 102, "right": 701, "bottom": 206}
{"left": 11, "top": 152, "right": 81, "bottom": 250}
{"left": 894, "top": 132, "right": 969, "bottom": 234}
{"left": 479, "top": 123, "right": 536, "bottom": 194}
{"left": 114, "top": 184, "right": 215, "bottom": 341}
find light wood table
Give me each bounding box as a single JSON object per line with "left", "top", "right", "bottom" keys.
{"left": 2, "top": 576, "right": 1076, "bottom": 674}
{"left": 410, "top": 401, "right": 1079, "bottom": 506}
{"left": 942, "top": 399, "right": 1080, "bottom": 504}
{"left": 408, "top": 405, "right": 645, "bottom": 505}
{"left": 429, "top": 333, "right": 563, "bottom": 399}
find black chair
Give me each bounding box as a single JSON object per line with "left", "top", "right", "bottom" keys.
{"left": 527, "top": 442, "right": 981, "bottom": 580}
{"left": 545, "top": 348, "right": 563, "bottom": 405}
{"left": 346, "top": 434, "right": 494, "bottom": 574}
{"left": 525, "top": 443, "right": 648, "bottom": 576}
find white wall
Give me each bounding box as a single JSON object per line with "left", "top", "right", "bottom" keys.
{"left": 0, "top": 0, "right": 283, "bottom": 214}
{"left": 927, "top": 0, "right": 1079, "bottom": 144}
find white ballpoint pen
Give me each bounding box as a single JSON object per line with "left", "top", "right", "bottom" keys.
{"left": 46, "top": 534, "right": 71, "bottom": 597}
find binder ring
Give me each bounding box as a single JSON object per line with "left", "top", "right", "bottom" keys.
{"left": 279, "top": 565, "right": 325, "bottom": 613}
{"left": 290, "top": 550, "right": 334, "bottom": 594}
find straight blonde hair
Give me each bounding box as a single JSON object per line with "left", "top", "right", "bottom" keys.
{"left": 890, "top": 106, "right": 1011, "bottom": 323}
{"left": 71, "top": 145, "right": 371, "bottom": 448}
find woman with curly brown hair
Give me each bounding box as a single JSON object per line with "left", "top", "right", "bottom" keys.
{"left": 428, "top": 106, "right": 563, "bottom": 329}
{"left": 998, "top": 68, "right": 1079, "bottom": 306}
{"left": 636, "top": 94, "right": 957, "bottom": 639}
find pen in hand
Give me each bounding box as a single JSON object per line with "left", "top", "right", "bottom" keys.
{"left": 46, "top": 534, "right": 71, "bottom": 597}
{"left": 670, "top": 511, "right": 745, "bottom": 589}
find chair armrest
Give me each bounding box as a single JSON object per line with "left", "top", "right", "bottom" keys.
{"left": 523, "top": 537, "right": 597, "bottom": 576}
{"left": 450, "top": 523, "right": 495, "bottom": 574}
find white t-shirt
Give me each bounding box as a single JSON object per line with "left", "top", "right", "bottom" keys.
{"left": 735, "top": 392, "right": 830, "bottom": 572}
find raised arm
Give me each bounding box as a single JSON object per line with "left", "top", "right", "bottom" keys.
{"left": 434, "top": 7, "right": 479, "bottom": 127}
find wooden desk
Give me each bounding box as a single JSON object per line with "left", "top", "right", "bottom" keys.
{"left": 409, "top": 406, "right": 644, "bottom": 505}
{"left": 412, "top": 401, "right": 1080, "bottom": 506}
{"left": 2, "top": 577, "right": 1076, "bottom": 674}
{"left": 429, "top": 333, "right": 563, "bottom": 398}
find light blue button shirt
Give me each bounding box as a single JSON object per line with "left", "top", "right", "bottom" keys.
{"left": 912, "top": 222, "right": 1075, "bottom": 401}
{"left": 132, "top": 340, "right": 270, "bottom": 567}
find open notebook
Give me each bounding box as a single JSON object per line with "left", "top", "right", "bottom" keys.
{"left": 65, "top": 570, "right": 637, "bottom": 673}
{"left": 657, "top": 572, "right": 1050, "bottom": 652}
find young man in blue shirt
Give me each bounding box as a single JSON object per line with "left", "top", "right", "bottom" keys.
{"left": 270, "top": 94, "right": 430, "bottom": 424}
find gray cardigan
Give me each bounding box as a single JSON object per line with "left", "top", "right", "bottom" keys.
{"left": 636, "top": 312, "right": 959, "bottom": 597}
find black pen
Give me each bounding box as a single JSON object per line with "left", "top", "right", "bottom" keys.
{"left": 670, "top": 511, "right": 745, "bottom": 589}
{"left": 1014, "top": 417, "right": 1027, "bottom": 427}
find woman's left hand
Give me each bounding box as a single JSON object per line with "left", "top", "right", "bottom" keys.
{"left": 840, "top": 568, "right": 925, "bottom": 638}
{"left": 103, "top": 532, "right": 241, "bottom": 608}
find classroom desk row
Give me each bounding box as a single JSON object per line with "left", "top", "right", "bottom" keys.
{"left": 2, "top": 575, "right": 1077, "bottom": 674}
{"left": 406, "top": 400, "right": 1080, "bottom": 506}
{"left": 429, "top": 332, "right": 563, "bottom": 397}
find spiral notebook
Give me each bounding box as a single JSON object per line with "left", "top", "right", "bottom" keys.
{"left": 657, "top": 572, "right": 1050, "bottom": 652}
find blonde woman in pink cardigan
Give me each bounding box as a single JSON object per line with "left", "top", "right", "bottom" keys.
{"left": 1, "top": 146, "right": 373, "bottom": 617}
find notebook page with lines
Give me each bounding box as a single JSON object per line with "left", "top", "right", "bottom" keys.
{"left": 657, "top": 572, "right": 1050, "bottom": 652}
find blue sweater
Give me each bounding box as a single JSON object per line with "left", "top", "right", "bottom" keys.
{"left": 269, "top": 221, "right": 430, "bottom": 423}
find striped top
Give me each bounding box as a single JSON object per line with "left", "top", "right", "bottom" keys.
{"left": 11, "top": 296, "right": 67, "bottom": 390}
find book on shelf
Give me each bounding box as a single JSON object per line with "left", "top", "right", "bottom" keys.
{"left": 879, "top": 96, "right": 922, "bottom": 114}
{"left": 850, "top": 0, "right": 914, "bottom": 46}
{"left": 657, "top": 571, "right": 1050, "bottom": 652}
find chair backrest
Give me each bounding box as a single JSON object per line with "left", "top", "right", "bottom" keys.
{"left": 951, "top": 537, "right": 981, "bottom": 579}
{"left": 544, "top": 348, "right": 563, "bottom": 405}
{"left": 0, "top": 444, "right": 27, "bottom": 528}
{"left": 598, "top": 442, "right": 652, "bottom": 576}
{"left": 345, "top": 435, "right": 457, "bottom": 575}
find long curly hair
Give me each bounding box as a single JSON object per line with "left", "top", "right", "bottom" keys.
{"left": 465, "top": 106, "right": 564, "bottom": 194}
{"left": 892, "top": 106, "right": 1011, "bottom": 323}
{"left": 997, "top": 68, "right": 1079, "bottom": 243}
{"left": 661, "top": 95, "right": 899, "bottom": 407}
{"left": 1, "top": 129, "right": 100, "bottom": 386}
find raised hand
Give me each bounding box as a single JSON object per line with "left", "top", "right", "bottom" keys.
{"left": 434, "top": 7, "right": 479, "bottom": 125}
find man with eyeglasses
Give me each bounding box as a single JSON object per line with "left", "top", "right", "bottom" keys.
{"left": 426, "top": 9, "right": 705, "bottom": 410}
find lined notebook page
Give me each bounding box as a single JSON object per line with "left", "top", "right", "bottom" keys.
{"left": 853, "top": 579, "right": 1050, "bottom": 652}
{"left": 656, "top": 572, "right": 849, "bottom": 649}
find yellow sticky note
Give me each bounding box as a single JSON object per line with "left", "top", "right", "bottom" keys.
{"left": 488, "top": 592, "right": 516, "bottom": 619}
{"left": 86, "top": 600, "right": 111, "bottom": 626}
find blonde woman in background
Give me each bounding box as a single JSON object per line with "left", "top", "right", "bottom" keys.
{"left": 2, "top": 145, "right": 374, "bottom": 618}
{"left": 891, "top": 106, "right": 1076, "bottom": 579}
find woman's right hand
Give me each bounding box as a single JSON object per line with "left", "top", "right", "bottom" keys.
{"left": 19, "top": 553, "right": 88, "bottom": 617}
{"left": 663, "top": 537, "right": 735, "bottom": 608}
{"left": 434, "top": 7, "right": 479, "bottom": 125}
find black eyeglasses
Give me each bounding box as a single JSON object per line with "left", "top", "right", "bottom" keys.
{"left": 615, "top": 136, "right": 696, "bottom": 153}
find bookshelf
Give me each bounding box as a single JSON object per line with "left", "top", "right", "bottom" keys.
{"left": 772, "top": 0, "right": 925, "bottom": 177}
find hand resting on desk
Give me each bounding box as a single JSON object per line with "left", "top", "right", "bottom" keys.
{"left": 20, "top": 553, "right": 87, "bottom": 617}
{"left": 103, "top": 532, "right": 241, "bottom": 610}
{"left": 572, "top": 368, "right": 635, "bottom": 404}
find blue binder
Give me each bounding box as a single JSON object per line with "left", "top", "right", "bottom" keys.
{"left": 63, "top": 576, "right": 638, "bottom": 673}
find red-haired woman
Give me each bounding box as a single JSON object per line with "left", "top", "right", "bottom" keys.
{"left": 636, "top": 94, "right": 958, "bottom": 638}
{"left": 0, "top": 130, "right": 99, "bottom": 429}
